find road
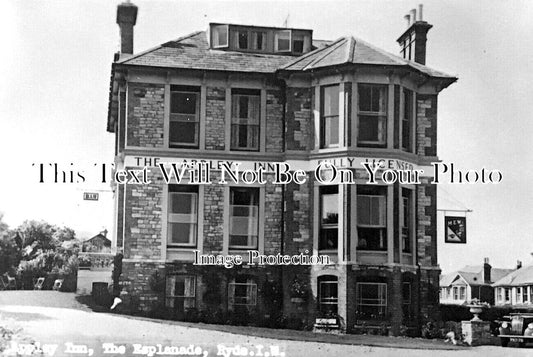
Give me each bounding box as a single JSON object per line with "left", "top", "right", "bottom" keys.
{"left": 0, "top": 291, "right": 530, "bottom": 357}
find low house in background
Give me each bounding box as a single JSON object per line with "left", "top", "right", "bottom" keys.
{"left": 77, "top": 229, "right": 114, "bottom": 295}
{"left": 82, "top": 230, "right": 111, "bottom": 253}
{"left": 493, "top": 261, "right": 533, "bottom": 309}
{"left": 440, "top": 258, "right": 514, "bottom": 305}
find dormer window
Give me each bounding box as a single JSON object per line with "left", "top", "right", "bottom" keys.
{"left": 212, "top": 25, "right": 229, "bottom": 48}
{"left": 209, "top": 24, "right": 312, "bottom": 55}
{"left": 275, "top": 30, "right": 291, "bottom": 52}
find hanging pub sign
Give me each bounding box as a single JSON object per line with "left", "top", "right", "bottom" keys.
{"left": 445, "top": 216, "right": 467, "bottom": 244}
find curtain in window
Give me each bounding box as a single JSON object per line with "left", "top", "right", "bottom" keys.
{"left": 231, "top": 95, "right": 260, "bottom": 150}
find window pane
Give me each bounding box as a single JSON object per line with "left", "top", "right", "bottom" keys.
{"left": 229, "top": 188, "right": 259, "bottom": 248}
{"left": 275, "top": 31, "right": 291, "bottom": 51}
{"left": 359, "top": 86, "right": 372, "bottom": 112}
{"left": 169, "top": 121, "right": 198, "bottom": 145}
{"left": 170, "top": 193, "right": 196, "bottom": 214}
{"left": 238, "top": 31, "right": 248, "bottom": 49}
{"left": 171, "top": 92, "right": 197, "bottom": 114}
{"left": 359, "top": 115, "right": 379, "bottom": 142}
{"left": 323, "top": 85, "right": 339, "bottom": 116}
{"left": 213, "top": 25, "right": 228, "bottom": 47}
{"left": 253, "top": 32, "right": 265, "bottom": 50}
{"left": 169, "top": 223, "right": 195, "bottom": 244}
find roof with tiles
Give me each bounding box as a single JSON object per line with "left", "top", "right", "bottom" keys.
{"left": 440, "top": 265, "right": 516, "bottom": 287}
{"left": 492, "top": 264, "right": 533, "bottom": 287}
{"left": 117, "top": 31, "right": 455, "bottom": 79}
{"left": 118, "top": 31, "right": 293, "bottom": 73}
{"left": 280, "top": 36, "right": 454, "bottom": 78}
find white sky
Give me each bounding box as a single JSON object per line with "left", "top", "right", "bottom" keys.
{"left": 1, "top": 0, "right": 532, "bottom": 273}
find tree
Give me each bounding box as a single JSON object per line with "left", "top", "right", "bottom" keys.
{"left": 0, "top": 213, "right": 21, "bottom": 275}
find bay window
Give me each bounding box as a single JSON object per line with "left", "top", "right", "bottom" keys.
{"left": 358, "top": 84, "right": 387, "bottom": 147}
{"left": 231, "top": 89, "right": 260, "bottom": 151}
{"left": 167, "top": 185, "right": 198, "bottom": 247}
{"left": 229, "top": 187, "right": 259, "bottom": 249}
{"left": 357, "top": 186, "right": 387, "bottom": 251}
{"left": 169, "top": 86, "right": 200, "bottom": 148}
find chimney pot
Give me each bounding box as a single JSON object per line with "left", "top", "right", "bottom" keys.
{"left": 418, "top": 4, "right": 424, "bottom": 22}
{"left": 404, "top": 14, "right": 411, "bottom": 28}
{"left": 396, "top": 6, "right": 432, "bottom": 65}
{"left": 410, "top": 9, "right": 417, "bottom": 23}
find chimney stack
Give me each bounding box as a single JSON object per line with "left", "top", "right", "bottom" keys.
{"left": 517, "top": 260, "right": 522, "bottom": 269}
{"left": 397, "top": 4, "right": 433, "bottom": 65}
{"left": 483, "top": 257, "right": 491, "bottom": 284}
{"left": 116, "top": 1, "right": 138, "bottom": 57}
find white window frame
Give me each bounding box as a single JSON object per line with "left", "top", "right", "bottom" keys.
{"left": 275, "top": 30, "right": 291, "bottom": 52}
{"left": 212, "top": 24, "right": 229, "bottom": 48}
{"left": 319, "top": 186, "right": 339, "bottom": 251}
{"left": 401, "top": 88, "right": 414, "bottom": 152}
{"left": 401, "top": 189, "right": 412, "bottom": 253}
{"left": 228, "top": 187, "right": 259, "bottom": 250}
{"left": 357, "top": 84, "right": 388, "bottom": 146}
{"left": 230, "top": 91, "right": 261, "bottom": 151}
{"left": 459, "top": 286, "right": 466, "bottom": 300}
{"left": 228, "top": 279, "right": 257, "bottom": 306}
{"left": 357, "top": 190, "right": 387, "bottom": 251}
{"left": 169, "top": 88, "right": 200, "bottom": 148}
{"left": 320, "top": 84, "right": 340, "bottom": 149}
{"left": 165, "top": 275, "right": 196, "bottom": 309}
{"left": 167, "top": 189, "right": 198, "bottom": 247}
{"left": 356, "top": 282, "right": 387, "bottom": 318}
{"left": 319, "top": 279, "right": 339, "bottom": 313}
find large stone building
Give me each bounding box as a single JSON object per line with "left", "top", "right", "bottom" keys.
{"left": 106, "top": 2, "right": 456, "bottom": 334}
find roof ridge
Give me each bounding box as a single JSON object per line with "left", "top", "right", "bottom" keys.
{"left": 346, "top": 36, "right": 356, "bottom": 63}
{"left": 280, "top": 37, "right": 344, "bottom": 70}
{"left": 305, "top": 37, "right": 348, "bottom": 70}
{"left": 119, "top": 31, "right": 204, "bottom": 64}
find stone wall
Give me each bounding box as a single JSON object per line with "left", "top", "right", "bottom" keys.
{"left": 126, "top": 83, "right": 165, "bottom": 147}
{"left": 266, "top": 90, "right": 284, "bottom": 153}
{"left": 285, "top": 87, "right": 313, "bottom": 151}
{"left": 205, "top": 86, "right": 226, "bottom": 150}
{"left": 417, "top": 178, "right": 437, "bottom": 267}
{"left": 417, "top": 94, "right": 438, "bottom": 157}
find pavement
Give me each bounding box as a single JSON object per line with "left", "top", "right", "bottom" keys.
{"left": 0, "top": 291, "right": 530, "bottom": 357}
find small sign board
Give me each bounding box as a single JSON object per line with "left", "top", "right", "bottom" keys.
{"left": 445, "top": 216, "right": 467, "bottom": 244}
{"left": 83, "top": 192, "right": 99, "bottom": 201}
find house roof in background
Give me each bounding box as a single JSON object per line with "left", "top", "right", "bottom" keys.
{"left": 440, "top": 265, "right": 515, "bottom": 287}
{"left": 493, "top": 264, "right": 533, "bottom": 287}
